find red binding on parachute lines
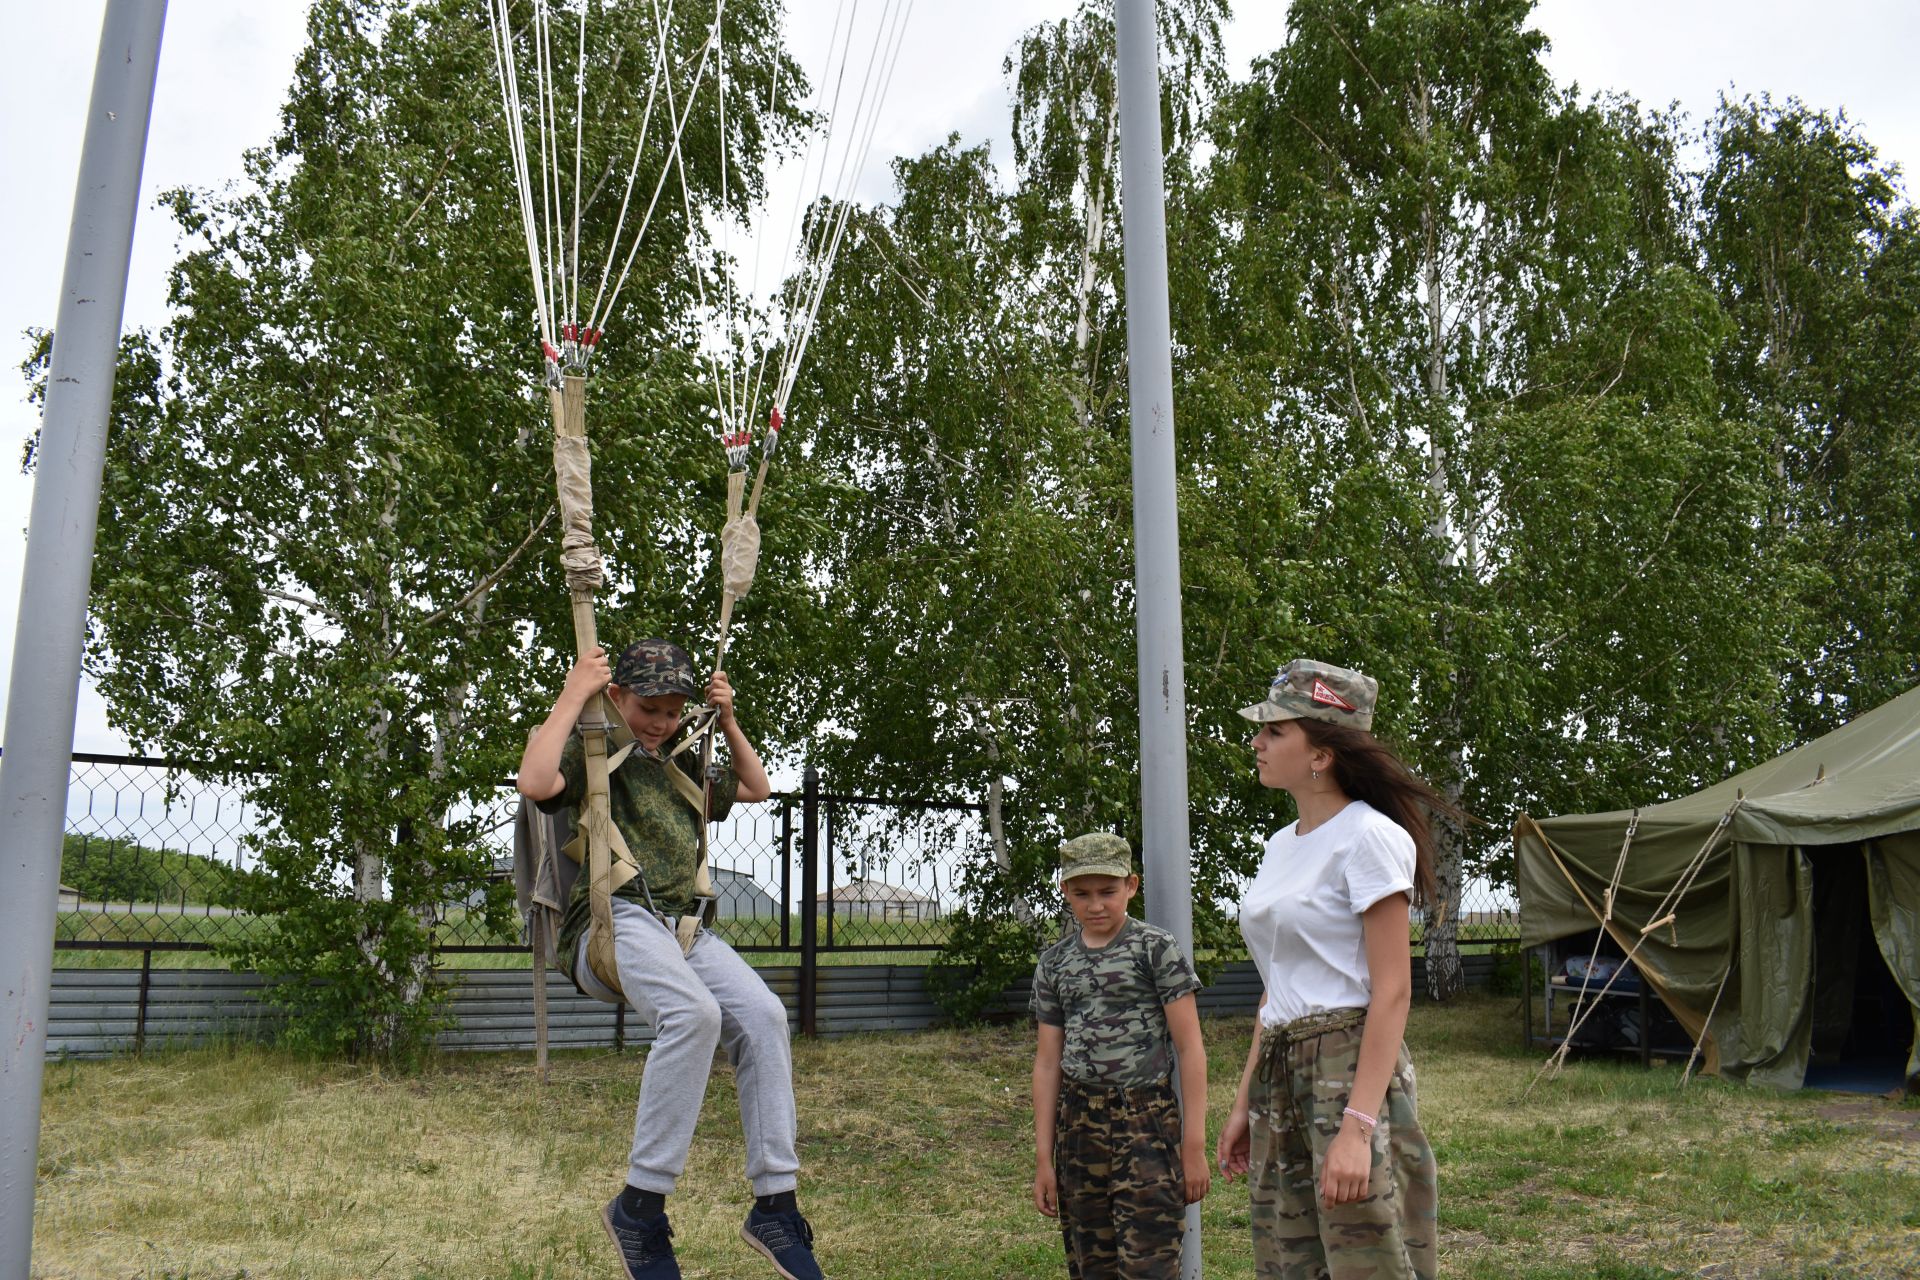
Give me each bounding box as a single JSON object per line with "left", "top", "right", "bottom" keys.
{"left": 768, "top": 405, "right": 783, "bottom": 433}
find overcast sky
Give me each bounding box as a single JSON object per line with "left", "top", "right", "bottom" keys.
{"left": 3, "top": 0, "right": 1915, "bottom": 757}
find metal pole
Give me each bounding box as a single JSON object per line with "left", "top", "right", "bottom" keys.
{"left": 1114, "top": 2, "right": 1198, "bottom": 1275}
{"left": 0, "top": 5, "right": 168, "bottom": 1274}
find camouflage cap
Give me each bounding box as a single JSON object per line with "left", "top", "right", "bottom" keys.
{"left": 1058, "top": 832, "right": 1135, "bottom": 882}
{"left": 612, "top": 638, "right": 699, "bottom": 699}
{"left": 1237, "top": 658, "right": 1378, "bottom": 731}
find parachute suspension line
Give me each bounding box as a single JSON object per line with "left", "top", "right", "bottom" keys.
{"left": 580, "top": 0, "right": 673, "bottom": 334}
{"left": 571, "top": 3, "right": 587, "bottom": 332}
{"left": 740, "top": 47, "right": 783, "bottom": 432}
{"left": 737, "top": 0, "right": 851, "bottom": 444}
{"left": 594, "top": 0, "right": 726, "bottom": 336}
{"left": 715, "top": 17, "right": 743, "bottom": 440}
{"left": 493, "top": 0, "right": 720, "bottom": 374}
{"left": 535, "top": 0, "right": 562, "bottom": 340}
{"left": 777, "top": 0, "right": 914, "bottom": 411}
{"left": 653, "top": 29, "right": 739, "bottom": 468}
{"left": 486, "top": 0, "right": 555, "bottom": 355}
{"left": 753, "top": 0, "right": 853, "bottom": 406}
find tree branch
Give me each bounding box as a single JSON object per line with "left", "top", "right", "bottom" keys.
{"left": 409, "top": 505, "right": 556, "bottom": 638}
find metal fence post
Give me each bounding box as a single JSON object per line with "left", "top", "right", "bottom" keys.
{"left": 824, "top": 797, "right": 837, "bottom": 948}
{"left": 780, "top": 794, "right": 793, "bottom": 950}
{"left": 135, "top": 948, "right": 152, "bottom": 1056}
{"left": 799, "top": 767, "right": 819, "bottom": 1037}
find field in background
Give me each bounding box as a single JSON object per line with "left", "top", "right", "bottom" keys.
{"left": 33, "top": 994, "right": 1920, "bottom": 1279}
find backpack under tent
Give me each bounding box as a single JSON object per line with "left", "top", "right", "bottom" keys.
{"left": 1515, "top": 682, "right": 1920, "bottom": 1092}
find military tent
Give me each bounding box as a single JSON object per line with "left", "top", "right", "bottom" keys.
{"left": 1515, "top": 682, "right": 1920, "bottom": 1090}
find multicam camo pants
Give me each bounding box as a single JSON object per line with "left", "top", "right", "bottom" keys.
{"left": 1248, "top": 1010, "right": 1437, "bottom": 1280}
{"left": 1055, "top": 1076, "right": 1185, "bottom": 1280}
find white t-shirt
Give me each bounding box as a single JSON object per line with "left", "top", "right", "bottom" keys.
{"left": 1239, "top": 798, "right": 1416, "bottom": 1027}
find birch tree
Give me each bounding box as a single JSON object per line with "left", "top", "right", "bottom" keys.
{"left": 52, "top": 0, "right": 800, "bottom": 1058}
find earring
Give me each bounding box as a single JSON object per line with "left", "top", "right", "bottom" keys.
{"left": 1311, "top": 769, "right": 1320, "bottom": 782}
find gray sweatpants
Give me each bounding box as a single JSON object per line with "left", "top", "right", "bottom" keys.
{"left": 579, "top": 897, "right": 800, "bottom": 1196}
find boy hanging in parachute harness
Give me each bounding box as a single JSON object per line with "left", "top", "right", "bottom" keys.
{"left": 517, "top": 638, "right": 827, "bottom": 1280}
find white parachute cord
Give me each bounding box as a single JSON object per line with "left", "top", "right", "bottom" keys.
{"left": 741, "top": 45, "right": 782, "bottom": 423}
{"left": 487, "top": 0, "right": 554, "bottom": 349}
{"left": 778, "top": 0, "right": 913, "bottom": 406}
{"left": 715, "top": 16, "right": 742, "bottom": 439}
{"left": 535, "top": 0, "right": 563, "bottom": 335}
{"left": 772, "top": 0, "right": 895, "bottom": 403}
{"left": 571, "top": 2, "right": 586, "bottom": 336}
{"left": 742, "top": 0, "right": 852, "bottom": 422}
{"left": 658, "top": 25, "right": 736, "bottom": 453}
{"left": 593, "top": 0, "right": 725, "bottom": 335}
{"left": 582, "top": 0, "right": 675, "bottom": 337}
{"left": 775, "top": 0, "right": 857, "bottom": 330}
{"left": 739, "top": 59, "right": 782, "bottom": 432}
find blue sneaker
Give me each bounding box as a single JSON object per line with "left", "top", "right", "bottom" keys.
{"left": 601, "top": 1198, "right": 679, "bottom": 1280}
{"left": 740, "top": 1205, "right": 825, "bottom": 1280}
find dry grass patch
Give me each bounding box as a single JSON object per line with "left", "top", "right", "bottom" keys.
{"left": 33, "top": 993, "right": 1920, "bottom": 1278}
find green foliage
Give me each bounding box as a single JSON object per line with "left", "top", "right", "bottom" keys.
{"left": 27, "top": 0, "right": 1918, "bottom": 1042}
{"left": 25, "top": 0, "right": 802, "bottom": 1061}
{"left": 1702, "top": 95, "right": 1920, "bottom": 735}
{"left": 58, "top": 834, "right": 256, "bottom": 907}
{"left": 928, "top": 912, "right": 1052, "bottom": 1026}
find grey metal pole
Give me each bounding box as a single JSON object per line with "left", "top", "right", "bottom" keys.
{"left": 0, "top": 4, "right": 168, "bottom": 1275}
{"left": 1114, "top": 2, "right": 1198, "bottom": 1275}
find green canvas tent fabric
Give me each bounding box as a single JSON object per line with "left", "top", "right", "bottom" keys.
{"left": 1516, "top": 682, "right": 1920, "bottom": 1090}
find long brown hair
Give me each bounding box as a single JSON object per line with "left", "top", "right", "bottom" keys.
{"left": 1294, "top": 719, "right": 1459, "bottom": 910}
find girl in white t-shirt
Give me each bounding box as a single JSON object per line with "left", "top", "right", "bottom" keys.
{"left": 1214, "top": 659, "right": 1454, "bottom": 1280}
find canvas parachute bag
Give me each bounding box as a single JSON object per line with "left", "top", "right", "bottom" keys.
{"left": 490, "top": 0, "right": 912, "bottom": 1018}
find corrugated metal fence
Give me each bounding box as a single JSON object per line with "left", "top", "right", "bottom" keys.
{"left": 46, "top": 954, "right": 1499, "bottom": 1059}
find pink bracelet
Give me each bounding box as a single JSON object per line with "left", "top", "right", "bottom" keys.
{"left": 1342, "top": 1106, "right": 1377, "bottom": 1131}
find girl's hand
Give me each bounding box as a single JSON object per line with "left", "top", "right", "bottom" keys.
{"left": 1320, "top": 1126, "right": 1372, "bottom": 1207}
{"left": 1216, "top": 1104, "right": 1250, "bottom": 1179}
{"left": 707, "top": 670, "right": 736, "bottom": 727}
{"left": 564, "top": 646, "right": 611, "bottom": 708}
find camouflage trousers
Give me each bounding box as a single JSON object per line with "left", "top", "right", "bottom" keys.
{"left": 1055, "top": 1075, "right": 1185, "bottom": 1279}
{"left": 1248, "top": 1009, "right": 1437, "bottom": 1280}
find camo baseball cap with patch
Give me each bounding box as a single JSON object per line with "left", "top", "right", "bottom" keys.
{"left": 613, "top": 638, "right": 699, "bottom": 699}
{"left": 1237, "top": 659, "right": 1378, "bottom": 731}
{"left": 1058, "top": 832, "right": 1135, "bottom": 882}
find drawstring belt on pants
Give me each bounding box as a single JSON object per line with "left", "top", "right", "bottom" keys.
{"left": 1258, "top": 1007, "right": 1367, "bottom": 1133}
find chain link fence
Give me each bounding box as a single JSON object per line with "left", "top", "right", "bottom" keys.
{"left": 47, "top": 754, "right": 996, "bottom": 963}
{"left": 46, "top": 754, "right": 1520, "bottom": 966}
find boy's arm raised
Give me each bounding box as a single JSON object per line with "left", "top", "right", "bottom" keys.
{"left": 517, "top": 646, "right": 610, "bottom": 801}
{"left": 1032, "top": 1022, "right": 1065, "bottom": 1217}
{"left": 708, "top": 669, "right": 771, "bottom": 802}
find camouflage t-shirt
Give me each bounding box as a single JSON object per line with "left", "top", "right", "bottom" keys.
{"left": 535, "top": 731, "right": 738, "bottom": 966}
{"left": 1030, "top": 916, "right": 1202, "bottom": 1087}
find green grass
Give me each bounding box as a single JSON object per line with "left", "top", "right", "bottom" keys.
{"left": 32, "top": 994, "right": 1920, "bottom": 1278}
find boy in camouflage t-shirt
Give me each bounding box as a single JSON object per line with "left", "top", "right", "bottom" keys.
{"left": 1030, "top": 833, "right": 1210, "bottom": 1280}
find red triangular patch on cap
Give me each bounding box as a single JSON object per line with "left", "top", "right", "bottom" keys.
{"left": 1310, "top": 678, "right": 1355, "bottom": 711}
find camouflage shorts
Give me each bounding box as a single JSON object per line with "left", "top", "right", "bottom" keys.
{"left": 1247, "top": 1010, "right": 1437, "bottom": 1280}
{"left": 1055, "top": 1076, "right": 1185, "bottom": 1280}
